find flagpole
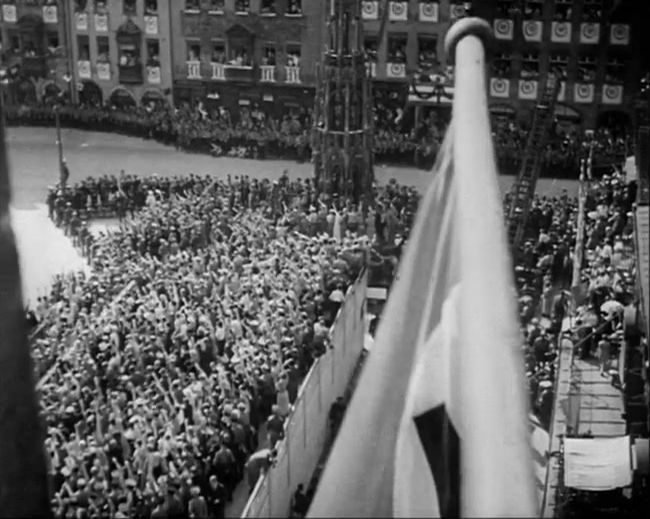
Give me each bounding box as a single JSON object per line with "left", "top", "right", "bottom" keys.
{"left": 0, "top": 91, "right": 52, "bottom": 515}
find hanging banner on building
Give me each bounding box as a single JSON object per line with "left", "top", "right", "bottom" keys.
{"left": 386, "top": 62, "right": 406, "bottom": 78}
{"left": 418, "top": 1, "right": 439, "bottom": 23}
{"left": 551, "top": 21, "right": 572, "bottom": 43}
{"left": 95, "top": 13, "right": 109, "bottom": 32}
{"left": 2, "top": 4, "right": 17, "bottom": 23}
{"left": 77, "top": 61, "right": 92, "bottom": 80}
{"left": 361, "top": 1, "right": 379, "bottom": 20}
{"left": 574, "top": 83, "right": 595, "bottom": 103}
{"left": 490, "top": 77, "right": 510, "bottom": 98}
{"left": 76, "top": 12, "right": 88, "bottom": 31}
{"left": 366, "top": 61, "right": 377, "bottom": 77}
{"left": 494, "top": 19, "right": 514, "bottom": 40}
{"left": 580, "top": 22, "right": 600, "bottom": 44}
{"left": 147, "top": 66, "right": 161, "bottom": 85}
{"left": 610, "top": 24, "right": 630, "bottom": 45}
{"left": 522, "top": 20, "right": 542, "bottom": 42}
{"left": 557, "top": 81, "right": 567, "bottom": 102}
{"left": 450, "top": 3, "right": 466, "bottom": 20}
{"left": 602, "top": 84, "right": 623, "bottom": 105}
{"left": 42, "top": 5, "right": 58, "bottom": 24}
{"left": 518, "top": 79, "right": 538, "bottom": 100}
{"left": 388, "top": 1, "right": 408, "bottom": 22}
{"left": 97, "top": 62, "right": 111, "bottom": 81}
{"left": 144, "top": 15, "right": 158, "bottom": 35}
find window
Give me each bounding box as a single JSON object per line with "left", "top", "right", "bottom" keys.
{"left": 417, "top": 36, "right": 437, "bottom": 71}
{"left": 496, "top": 0, "right": 516, "bottom": 17}
{"left": 549, "top": 54, "right": 569, "bottom": 78}
{"left": 145, "top": 0, "right": 158, "bottom": 14}
{"left": 74, "top": 0, "right": 87, "bottom": 12}
{"left": 492, "top": 52, "right": 512, "bottom": 77}
{"left": 521, "top": 52, "right": 540, "bottom": 77}
{"left": 211, "top": 41, "right": 226, "bottom": 63}
{"left": 286, "top": 0, "right": 302, "bottom": 15}
{"left": 523, "top": 0, "right": 543, "bottom": 19}
{"left": 119, "top": 43, "right": 140, "bottom": 67}
{"left": 581, "top": 0, "right": 602, "bottom": 21}
{"left": 185, "top": 0, "right": 200, "bottom": 11}
{"left": 553, "top": 0, "right": 572, "bottom": 21}
{"left": 97, "top": 36, "right": 109, "bottom": 62}
{"left": 261, "top": 0, "right": 277, "bottom": 14}
{"left": 77, "top": 35, "right": 90, "bottom": 61}
{"left": 10, "top": 34, "right": 20, "bottom": 54}
{"left": 146, "top": 40, "right": 160, "bottom": 66}
{"left": 208, "top": 0, "right": 224, "bottom": 12}
{"left": 235, "top": 0, "right": 250, "bottom": 13}
{"left": 47, "top": 32, "right": 60, "bottom": 53}
{"left": 187, "top": 42, "right": 201, "bottom": 61}
{"left": 387, "top": 34, "right": 407, "bottom": 63}
{"left": 285, "top": 45, "right": 301, "bottom": 67}
{"left": 94, "top": 0, "right": 108, "bottom": 13}
{"left": 605, "top": 56, "right": 625, "bottom": 83}
{"left": 262, "top": 45, "right": 276, "bottom": 65}
{"left": 577, "top": 55, "right": 596, "bottom": 81}
{"left": 123, "top": 0, "right": 136, "bottom": 14}
{"left": 364, "top": 36, "right": 378, "bottom": 62}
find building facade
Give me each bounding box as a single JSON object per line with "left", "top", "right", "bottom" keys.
{"left": 477, "top": 0, "right": 640, "bottom": 130}
{"left": 68, "top": 0, "right": 174, "bottom": 108}
{"left": 0, "top": 0, "right": 70, "bottom": 105}
{"left": 169, "top": 0, "right": 323, "bottom": 115}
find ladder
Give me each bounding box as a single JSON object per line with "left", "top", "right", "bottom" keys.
{"left": 506, "top": 72, "right": 561, "bottom": 251}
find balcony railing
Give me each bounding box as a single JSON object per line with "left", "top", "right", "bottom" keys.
{"left": 260, "top": 65, "right": 276, "bottom": 82}
{"left": 147, "top": 66, "right": 161, "bottom": 84}
{"left": 77, "top": 60, "right": 92, "bottom": 79}
{"left": 211, "top": 62, "right": 226, "bottom": 80}
{"left": 119, "top": 63, "right": 143, "bottom": 84}
{"left": 285, "top": 65, "right": 300, "bottom": 84}
{"left": 97, "top": 62, "right": 111, "bottom": 81}
{"left": 224, "top": 65, "right": 255, "bottom": 82}
{"left": 187, "top": 60, "right": 202, "bottom": 79}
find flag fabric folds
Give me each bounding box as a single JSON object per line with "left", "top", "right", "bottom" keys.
{"left": 307, "top": 45, "right": 537, "bottom": 519}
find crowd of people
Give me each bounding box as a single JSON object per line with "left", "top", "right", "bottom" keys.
{"left": 34, "top": 172, "right": 420, "bottom": 518}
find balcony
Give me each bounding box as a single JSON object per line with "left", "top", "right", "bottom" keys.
{"left": 42, "top": 5, "right": 58, "bottom": 24}
{"left": 97, "top": 62, "right": 111, "bottom": 81}
{"left": 147, "top": 66, "right": 161, "bottom": 84}
{"left": 119, "top": 63, "right": 143, "bottom": 84}
{"left": 75, "top": 12, "right": 88, "bottom": 31}
{"left": 388, "top": 1, "right": 408, "bottom": 21}
{"left": 22, "top": 55, "right": 48, "bottom": 78}
{"left": 224, "top": 65, "right": 255, "bottom": 82}
{"left": 211, "top": 62, "right": 226, "bottom": 80}
{"left": 260, "top": 65, "right": 276, "bottom": 82}
{"left": 187, "top": 60, "right": 202, "bottom": 79}
{"left": 386, "top": 62, "right": 406, "bottom": 79}
{"left": 77, "top": 60, "right": 92, "bottom": 79}
{"left": 144, "top": 15, "right": 158, "bottom": 35}
{"left": 285, "top": 65, "right": 300, "bottom": 84}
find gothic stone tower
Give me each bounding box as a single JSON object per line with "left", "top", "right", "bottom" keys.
{"left": 313, "top": 0, "right": 374, "bottom": 205}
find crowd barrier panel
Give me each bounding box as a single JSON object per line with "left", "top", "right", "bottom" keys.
{"left": 242, "top": 269, "right": 367, "bottom": 518}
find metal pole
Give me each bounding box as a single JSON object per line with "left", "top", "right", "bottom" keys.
{"left": 55, "top": 104, "right": 64, "bottom": 184}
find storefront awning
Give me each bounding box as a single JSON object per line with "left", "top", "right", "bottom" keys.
{"left": 563, "top": 436, "right": 632, "bottom": 491}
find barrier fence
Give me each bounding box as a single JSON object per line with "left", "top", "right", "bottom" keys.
{"left": 242, "top": 269, "right": 368, "bottom": 518}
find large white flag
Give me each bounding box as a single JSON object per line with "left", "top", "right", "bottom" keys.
{"left": 308, "top": 29, "right": 537, "bottom": 518}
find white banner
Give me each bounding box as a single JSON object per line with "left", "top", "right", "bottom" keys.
{"left": 367, "top": 61, "right": 377, "bottom": 77}
{"left": 418, "top": 1, "right": 439, "bottom": 23}
{"left": 361, "top": 0, "right": 379, "bottom": 20}
{"left": 43, "top": 5, "right": 58, "bottom": 24}
{"left": 95, "top": 13, "right": 109, "bottom": 32}
{"left": 97, "top": 62, "right": 110, "bottom": 81}
{"left": 490, "top": 78, "right": 510, "bottom": 98}
{"left": 574, "top": 83, "right": 595, "bottom": 103}
{"left": 551, "top": 21, "right": 572, "bottom": 43}
{"left": 389, "top": 1, "right": 408, "bottom": 22}
{"left": 580, "top": 22, "right": 600, "bottom": 44}
{"left": 2, "top": 4, "right": 17, "bottom": 23}
{"left": 564, "top": 437, "right": 632, "bottom": 491}
{"left": 78, "top": 61, "right": 92, "bottom": 80}
{"left": 147, "top": 66, "right": 161, "bottom": 84}
{"left": 386, "top": 62, "right": 406, "bottom": 78}
{"left": 494, "top": 19, "right": 514, "bottom": 40}
{"left": 76, "top": 12, "right": 88, "bottom": 31}
{"left": 557, "top": 81, "right": 566, "bottom": 102}
{"left": 518, "top": 79, "right": 538, "bottom": 100}
{"left": 610, "top": 24, "right": 630, "bottom": 45}
{"left": 144, "top": 15, "right": 158, "bottom": 35}
{"left": 522, "top": 20, "right": 542, "bottom": 42}
{"left": 602, "top": 84, "right": 623, "bottom": 105}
